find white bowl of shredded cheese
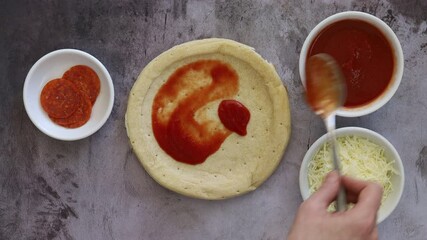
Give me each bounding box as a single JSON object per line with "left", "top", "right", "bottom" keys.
{"left": 299, "top": 127, "right": 404, "bottom": 223}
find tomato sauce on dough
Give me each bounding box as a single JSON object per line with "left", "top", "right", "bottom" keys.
{"left": 152, "top": 60, "right": 250, "bottom": 165}
{"left": 218, "top": 100, "right": 250, "bottom": 136}
{"left": 307, "top": 20, "right": 394, "bottom": 107}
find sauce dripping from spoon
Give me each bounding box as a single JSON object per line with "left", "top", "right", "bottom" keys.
{"left": 306, "top": 53, "right": 347, "bottom": 212}
{"left": 306, "top": 54, "right": 346, "bottom": 118}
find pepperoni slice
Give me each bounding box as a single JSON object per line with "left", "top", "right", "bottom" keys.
{"left": 50, "top": 94, "right": 92, "bottom": 128}
{"left": 40, "top": 78, "right": 81, "bottom": 118}
{"left": 63, "top": 65, "right": 101, "bottom": 105}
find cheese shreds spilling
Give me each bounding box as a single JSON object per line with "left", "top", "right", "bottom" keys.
{"left": 308, "top": 135, "right": 398, "bottom": 211}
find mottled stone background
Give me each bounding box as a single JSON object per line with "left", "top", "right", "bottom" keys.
{"left": 1, "top": 0, "right": 426, "bottom": 239}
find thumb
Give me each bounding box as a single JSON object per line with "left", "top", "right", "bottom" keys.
{"left": 309, "top": 171, "right": 340, "bottom": 208}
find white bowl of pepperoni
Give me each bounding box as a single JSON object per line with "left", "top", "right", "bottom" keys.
{"left": 23, "top": 49, "right": 114, "bottom": 141}
{"left": 299, "top": 11, "right": 404, "bottom": 117}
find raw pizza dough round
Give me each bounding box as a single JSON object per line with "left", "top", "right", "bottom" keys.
{"left": 126, "top": 38, "right": 291, "bottom": 199}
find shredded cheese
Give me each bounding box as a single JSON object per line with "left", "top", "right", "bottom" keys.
{"left": 308, "top": 135, "right": 398, "bottom": 211}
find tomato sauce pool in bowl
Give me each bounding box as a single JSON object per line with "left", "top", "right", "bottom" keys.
{"left": 300, "top": 11, "right": 404, "bottom": 117}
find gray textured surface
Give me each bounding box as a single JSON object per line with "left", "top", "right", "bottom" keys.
{"left": 1, "top": 0, "right": 427, "bottom": 239}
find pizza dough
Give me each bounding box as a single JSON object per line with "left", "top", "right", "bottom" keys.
{"left": 126, "top": 38, "right": 291, "bottom": 199}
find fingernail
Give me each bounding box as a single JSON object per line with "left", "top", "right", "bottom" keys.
{"left": 325, "top": 171, "right": 338, "bottom": 184}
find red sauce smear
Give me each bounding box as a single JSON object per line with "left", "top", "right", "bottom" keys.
{"left": 307, "top": 20, "right": 394, "bottom": 107}
{"left": 218, "top": 100, "right": 250, "bottom": 136}
{"left": 152, "top": 60, "right": 250, "bottom": 165}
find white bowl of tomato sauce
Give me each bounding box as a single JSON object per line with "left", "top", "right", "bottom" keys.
{"left": 299, "top": 11, "right": 404, "bottom": 117}
{"left": 23, "top": 49, "right": 114, "bottom": 141}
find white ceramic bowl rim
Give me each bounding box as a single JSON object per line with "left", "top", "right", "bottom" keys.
{"left": 299, "top": 127, "right": 405, "bottom": 223}
{"left": 23, "top": 49, "right": 114, "bottom": 141}
{"left": 299, "top": 11, "right": 404, "bottom": 117}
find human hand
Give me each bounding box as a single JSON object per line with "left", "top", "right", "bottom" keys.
{"left": 287, "top": 171, "right": 383, "bottom": 240}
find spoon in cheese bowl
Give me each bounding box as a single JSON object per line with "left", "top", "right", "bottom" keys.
{"left": 305, "top": 53, "right": 347, "bottom": 211}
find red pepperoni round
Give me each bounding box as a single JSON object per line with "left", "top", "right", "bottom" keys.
{"left": 63, "top": 65, "right": 100, "bottom": 105}
{"left": 40, "top": 78, "right": 81, "bottom": 118}
{"left": 50, "top": 94, "right": 92, "bottom": 128}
